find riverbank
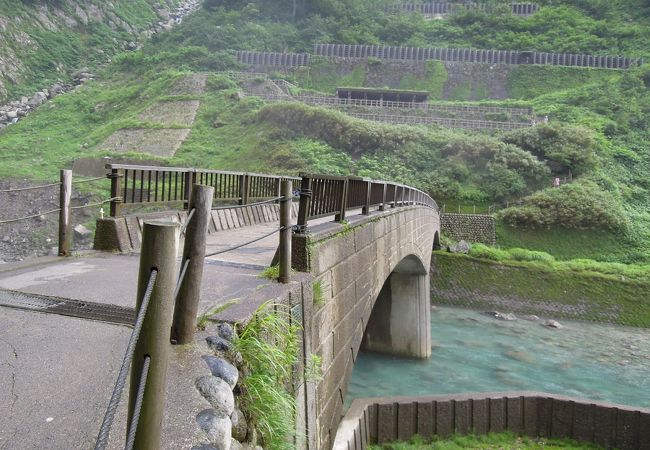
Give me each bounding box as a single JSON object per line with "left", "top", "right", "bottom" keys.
{"left": 430, "top": 252, "right": 650, "bottom": 327}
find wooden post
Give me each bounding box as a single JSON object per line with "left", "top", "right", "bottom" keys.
{"left": 171, "top": 184, "right": 214, "bottom": 345}
{"left": 279, "top": 180, "right": 292, "bottom": 284}
{"left": 128, "top": 220, "right": 179, "bottom": 450}
{"left": 296, "top": 176, "right": 312, "bottom": 231}
{"left": 109, "top": 168, "right": 123, "bottom": 217}
{"left": 380, "top": 183, "right": 387, "bottom": 211}
{"left": 239, "top": 174, "right": 249, "bottom": 205}
{"left": 58, "top": 169, "right": 72, "bottom": 256}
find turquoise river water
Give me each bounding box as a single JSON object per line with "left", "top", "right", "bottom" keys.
{"left": 346, "top": 306, "right": 650, "bottom": 408}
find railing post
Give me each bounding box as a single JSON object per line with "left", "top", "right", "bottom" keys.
{"left": 239, "top": 174, "right": 249, "bottom": 205}
{"left": 362, "top": 180, "right": 371, "bottom": 215}
{"left": 109, "top": 167, "right": 124, "bottom": 217}
{"left": 171, "top": 184, "right": 214, "bottom": 345}
{"left": 183, "top": 170, "right": 197, "bottom": 210}
{"left": 279, "top": 180, "right": 292, "bottom": 284}
{"left": 58, "top": 169, "right": 72, "bottom": 256}
{"left": 296, "top": 176, "right": 312, "bottom": 232}
{"left": 335, "top": 179, "right": 348, "bottom": 222}
{"left": 128, "top": 220, "right": 179, "bottom": 450}
{"left": 380, "top": 183, "right": 387, "bottom": 211}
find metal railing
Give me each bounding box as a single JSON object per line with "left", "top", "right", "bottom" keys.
{"left": 343, "top": 112, "right": 530, "bottom": 130}
{"left": 267, "top": 94, "right": 533, "bottom": 116}
{"left": 106, "top": 163, "right": 300, "bottom": 217}
{"left": 295, "top": 174, "right": 438, "bottom": 230}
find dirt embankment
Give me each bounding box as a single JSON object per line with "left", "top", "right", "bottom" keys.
{"left": 0, "top": 180, "right": 97, "bottom": 263}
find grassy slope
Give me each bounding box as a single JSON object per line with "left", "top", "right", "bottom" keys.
{"left": 431, "top": 252, "right": 650, "bottom": 327}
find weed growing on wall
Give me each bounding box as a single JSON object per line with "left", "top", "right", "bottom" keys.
{"left": 234, "top": 302, "right": 300, "bottom": 450}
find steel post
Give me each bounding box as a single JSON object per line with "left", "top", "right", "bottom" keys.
{"left": 58, "top": 169, "right": 72, "bottom": 256}
{"left": 279, "top": 180, "right": 292, "bottom": 283}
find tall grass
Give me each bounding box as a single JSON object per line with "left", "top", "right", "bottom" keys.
{"left": 234, "top": 302, "right": 300, "bottom": 450}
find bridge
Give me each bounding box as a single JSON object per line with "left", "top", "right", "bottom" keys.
{"left": 0, "top": 164, "right": 440, "bottom": 450}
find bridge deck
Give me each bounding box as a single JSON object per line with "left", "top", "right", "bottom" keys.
{"left": 0, "top": 222, "right": 282, "bottom": 449}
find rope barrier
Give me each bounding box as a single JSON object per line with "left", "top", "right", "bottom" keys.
{"left": 0, "top": 182, "right": 61, "bottom": 193}
{"left": 0, "top": 208, "right": 61, "bottom": 224}
{"left": 70, "top": 197, "right": 120, "bottom": 210}
{"left": 204, "top": 227, "right": 282, "bottom": 258}
{"left": 94, "top": 269, "right": 158, "bottom": 450}
{"left": 71, "top": 176, "right": 107, "bottom": 185}
{"left": 212, "top": 196, "right": 282, "bottom": 210}
{"left": 174, "top": 258, "right": 190, "bottom": 300}
{"left": 124, "top": 355, "right": 151, "bottom": 450}
{"left": 180, "top": 208, "right": 195, "bottom": 235}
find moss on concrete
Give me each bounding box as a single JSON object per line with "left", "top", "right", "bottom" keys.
{"left": 431, "top": 252, "right": 650, "bottom": 327}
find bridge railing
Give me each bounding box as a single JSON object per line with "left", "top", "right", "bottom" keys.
{"left": 295, "top": 173, "right": 438, "bottom": 230}
{"left": 106, "top": 163, "right": 300, "bottom": 217}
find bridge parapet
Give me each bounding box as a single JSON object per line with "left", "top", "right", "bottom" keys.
{"left": 290, "top": 174, "right": 440, "bottom": 449}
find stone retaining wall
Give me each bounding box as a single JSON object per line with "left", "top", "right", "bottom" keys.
{"left": 333, "top": 392, "right": 650, "bottom": 450}
{"left": 440, "top": 213, "right": 495, "bottom": 245}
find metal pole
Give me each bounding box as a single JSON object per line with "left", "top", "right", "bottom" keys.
{"left": 296, "top": 176, "right": 312, "bottom": 231}
{"left": 171, "top": 184, "right": 214, "bottom": 345}
{"left": 279, "top": 180, "right": 292, "bottom": 284}
{"left": 128, "top": 220, "right": 179, "bottom": 450}
{"left": 58, "top": 169, "right": 72, "bottom": 256}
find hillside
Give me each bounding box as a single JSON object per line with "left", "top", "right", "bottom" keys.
{"left": 0, "top": 0, "right": 197, "bottom": 102}
{"left": 1, "top": 0, "right": 650, "bottom": 264}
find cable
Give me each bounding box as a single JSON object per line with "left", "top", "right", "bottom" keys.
{"left": 0, "top": 182, "right": 61, "bottom": 193}
{"left": 124, "top": 355, "right": 151, "bottom": 450}
{"left": 212, "top": 196, "right": 282, "bottom": 210}
{"left": 180, "top": 208, "right": 195, "bottom": 235}
{"left": 94, "top": 269, "right": 158, "bottom": 450}
{"left": 71, "top": 176, "right": 107, "bottom": 185}
{"left": 173, "top": 258, "right": 190, "bottom": 300}
{"left": 70, "top": 197, "right": 120, "bottom": 210}
{"left": 0, "top": 208, "right": 60, "bottom": 224}
{"left": 204, "top": 227, "right": 281, "bottom": 258}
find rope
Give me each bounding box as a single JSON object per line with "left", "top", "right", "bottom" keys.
{"left": 180, "top": 208, "right": 195, "bottom": 235}
{"left": 71, "top": 176, "right": 107, "bottom": 185}
{"left": 212, "top": 196, "right": 282, "bottom": 210}
{"left": 124, "top": 355, "right": 151, "bottom": 450}
{"left": 94, "top": 269, "right": 158, "bottom": 450}
{"left": 70, "top": 197, "right": 120, "bottom": 210}
{"left": 204, "top": 227, "right": 281, "bottom": 258}
{"left": 0, "top": 208, "right": 60, "bottom": 224}
{"left": 0, "top": 182, "right": 61, "bottom": 193}
{"left": 174, "top": 258, "right": 190, "bottom": 300}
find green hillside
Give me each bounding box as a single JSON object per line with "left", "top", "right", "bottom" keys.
{"left": 1, "top": 0, "right": 650, "bottom": 263}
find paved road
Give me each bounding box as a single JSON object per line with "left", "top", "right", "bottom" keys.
{"left": 0, "top": 221, "right": 282, "bottom": 449}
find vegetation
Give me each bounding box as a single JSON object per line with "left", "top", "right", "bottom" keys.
{"left": 431, "top": 251, "right": 650, "bottom": 327}
{"left": 234, "top": 302, "right": 301, "bottom": 450}
{"left": 369, "top": 432, "right": 603, "bottom": 449}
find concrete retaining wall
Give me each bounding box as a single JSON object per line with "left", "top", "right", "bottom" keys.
{"left": 333, "top": 392, "right": 650, "bottom": 450}
{"left": 94, "top": 202, "right": 298, "bottom": 252}
{"left": 292, "top": 206, "right": 439, "bottom": 449}
{"left": 440, "top": 213, "right": 495, "bottom": 245}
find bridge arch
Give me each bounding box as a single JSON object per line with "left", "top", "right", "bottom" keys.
{"left": 362, "top": 253, "right": 431, "bottom": 358}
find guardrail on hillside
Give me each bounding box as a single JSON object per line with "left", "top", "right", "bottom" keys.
{"left": 236, "top": 51, "right": 311, "bottom": 67}
{"left": 388, "top": 2, "right": 539, "bottom": 16}
{"left": 295, "top": 174, "right": 438, "bottom": 231}
{"left": 106, "top": 164, "right": 300, "bottom": 217}
{"left": 313, "top": 43, "right": 643, "bottom": 69}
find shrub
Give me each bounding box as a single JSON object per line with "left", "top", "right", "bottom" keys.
{"left": 498, "top": 179, "right": 626, "bottom": 230}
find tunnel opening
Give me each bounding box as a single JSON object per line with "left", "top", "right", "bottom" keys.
{"left": 360, "top": 254, "right": 431, "bottom": 359}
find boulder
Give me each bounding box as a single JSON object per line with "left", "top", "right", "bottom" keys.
{"left": 196, "top": 409, "right": 232, "bottom": 450}
{"left": 206, "top": 335, "right": 232, "bottom": 352}
{"left": 218, "top": 322, "right": 235, "bottom": 341}
{"left": 28, "top": 92, "right": 47, "bottom": 107}
{"left": 195, "top": 376, "right": 235, "bottom": 417}
{"left": 449, "top": 240, "right": 471, "bottom": 253}
{"left": 485, "top": 311, "right": 516, "bottom": 321}
{"left": 544, "top": 320, "right": 563, "bottom": 329}
{"left": 50, "top": 83, "right": 65, "bottom": 96}
{"left": 6, "top": 110, "right": 17, "bottom": 119}
{"left": 203, "top": 356, "right": 238, "bottom": 388}
{"left": 230, "top": 408, "right": 248, "bottom": 442}
{"left": 522, "top": 315, "right": 540, "bottom": 321}
{"left": 73, "top": 224, "right": 93, "bottom": 242}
